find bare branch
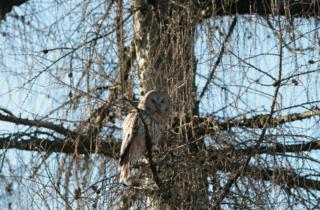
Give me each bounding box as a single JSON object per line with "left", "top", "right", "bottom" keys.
{"left": 232, "top": 140, "right": 320, "bottom": 155}
{"left": 2, "top": 130, "right": 320, "bottom": 192}
{"left": 243, "top": 165, "right": 320, "bottom": 190}
{"left": 199, "top": 0, "right": 320, "bottom": 19}
{"left": 222, "top": 108, "right": 320, "bottom": 129}
{"left": 0, "top": 113, "right": 76, "bottom": 137}
{"left": 83, "top": 42, "right": 135, "bottom": 138}
{"left": 1, "top": 107, "right": 319, "bottom": 158}
{"left": 192, "top": 108, "right": 320, "bottom": 135}
{"left": 0, "top": 133, "right": 120, "bottom": 157}
{"left": 213, "top": 160, "right": 320, "bottom": 191}
{"left": 202, "top": 150, "right": 320, "bottom": 191}
{"left": 198, "top": 16, "right": 237, "bottom": 102}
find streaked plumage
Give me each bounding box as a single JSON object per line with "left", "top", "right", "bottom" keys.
{"left": 119, "top": 90, "right": 170, "bottom": 182}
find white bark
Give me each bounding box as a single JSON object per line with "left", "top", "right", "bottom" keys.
{"left": 130, "top": 0, "right": 209, "bottom": 209}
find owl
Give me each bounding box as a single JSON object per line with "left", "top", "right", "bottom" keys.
{"left": 119, "top": 90, "right": 171, "bottom": 182}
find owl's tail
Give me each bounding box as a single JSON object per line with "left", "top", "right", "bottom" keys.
{"left": 119, "top": 163, "right": 131, "bottom": 183}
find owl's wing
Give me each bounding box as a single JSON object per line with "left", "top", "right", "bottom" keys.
{"left": 119, "top": 112, "right": 144, "bottom": 182}
{"left": 119, "top": 112, "right": 139, "bottom": 166}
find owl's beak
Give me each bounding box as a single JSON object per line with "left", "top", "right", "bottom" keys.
{"left": 155, "top": 106, "right": 162, "bottom": 115}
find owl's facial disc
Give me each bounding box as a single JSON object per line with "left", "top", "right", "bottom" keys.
{"left": 139, "top": 90, "right": 170, "bottom": 119}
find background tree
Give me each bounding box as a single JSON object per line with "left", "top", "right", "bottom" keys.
{"left": 1, "top": 0, "right": 320, "bottom": 209}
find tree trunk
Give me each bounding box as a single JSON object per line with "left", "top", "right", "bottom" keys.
{"left": 133, "top": 0, "right": 208, "bottom": 209}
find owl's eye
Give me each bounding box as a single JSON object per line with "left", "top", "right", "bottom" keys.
{"left": 160, "top": 98, "right": 164, "bottom": 103}
{"left": 151, "top": 99, "right": 156, "bottom": 104}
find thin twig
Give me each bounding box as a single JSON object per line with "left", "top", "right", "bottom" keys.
{"left": 199, "top": 16, "right": 238, "bottom": 101}
{"left": 213, "top": 18, "right": 285, "bottom": 207}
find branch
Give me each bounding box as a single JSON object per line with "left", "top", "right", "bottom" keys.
{"left": 223, "top": 163, "right": 320, "bottom": 191}
{"left": 192, "top": 107, "right": 320, "bottom": 135}
{"left": 223, "top": 108, "right": 320, "bottom": 129}
{"left": 233, "top": 140, "right": 320, "bottom": 155}
{"left": 1, "top": 107, "right": 320, "bottom": 157}
{"left": 244, "top": 165, "right": 320, "bottom": 190}
{"left": 199, "top": 0, "right": 320, "bottom": 19}
{"left": 198, "top": 16, "right": 237, "bottom": 101}
{"left": 4, "top": 131, "right": 320, "bottom": 162}
{"left": 201, "top": 150, "right": 320, "bottom": 191}
{"left": 83, "top": 43, "right": 135, "bottom": 139}
{"left": 4, "top": 131, "right": 320, "bottom": 192}
{"left": 0, "top": 113, "right": 76, "bottom": 137}
{"left": 0, "top": 133, "right": 120, "bottom": 156}
{"left": 2, "top": 130, "right": 320, "bottom": 191}
{"left": 211, "top": 151, "right": 320, "bottom": 191}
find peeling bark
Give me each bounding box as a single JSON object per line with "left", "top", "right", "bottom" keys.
{"left": 132, "top": 1, "right": 209, "bottom": 208}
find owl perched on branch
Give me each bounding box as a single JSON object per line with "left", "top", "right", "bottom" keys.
{"left": 119, "top": 90, "right": 171, "bottom": 183}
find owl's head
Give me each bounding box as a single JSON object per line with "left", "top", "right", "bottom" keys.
{"left": 138, "top": 90, "right": 171, "bottom": 120}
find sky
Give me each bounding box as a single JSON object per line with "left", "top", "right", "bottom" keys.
{"left": 0, "top": 1, "right": 320, "bottom": 209}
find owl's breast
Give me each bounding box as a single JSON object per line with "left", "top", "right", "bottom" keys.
{"left": 147, "top": 119, "right": 166, "bottom": 146}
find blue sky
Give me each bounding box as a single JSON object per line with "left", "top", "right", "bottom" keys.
{"left": 0, "top": 1, "right": 320, "bottom": 209}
